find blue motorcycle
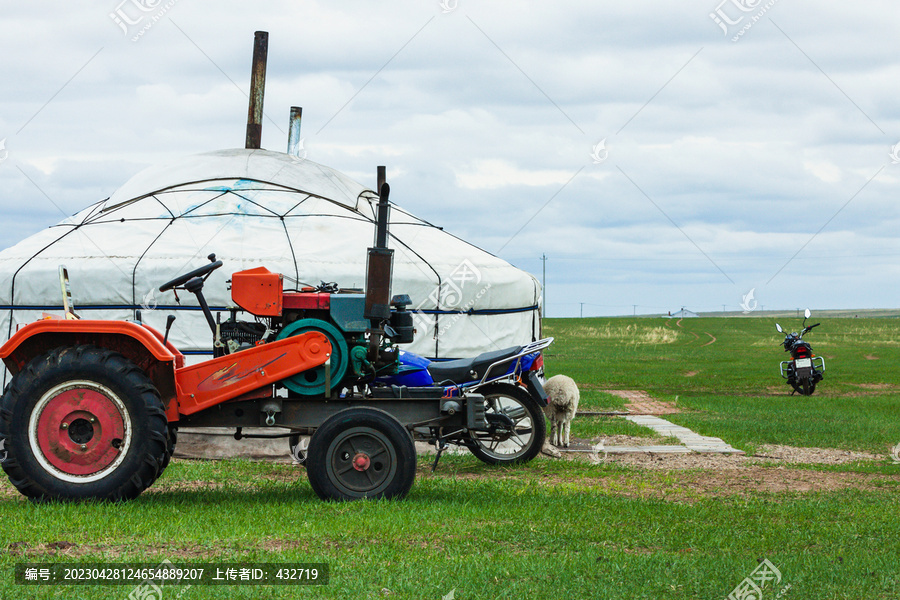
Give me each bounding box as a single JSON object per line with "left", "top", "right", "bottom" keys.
{"left": 290, "top": 337, "right": 553, "bottom": 466}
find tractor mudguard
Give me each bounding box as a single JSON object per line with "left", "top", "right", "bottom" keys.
{"left": 0, "top": 319, "right": 185, "bottom": 420}
{"left": 0, "top": 319, "right": 183, "bottom": 375}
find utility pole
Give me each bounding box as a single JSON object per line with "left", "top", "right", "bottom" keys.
{"left": 540, "top": 254, "right": 548, "bottom": 318}
{"left": 580, "top": 303, "right": 584, "bottom": 318}
{"left": 633, "top": 304, "right": 637, "bottom": 317}
{"left": 723, "top": 304, "right": 726, "bottom": 313}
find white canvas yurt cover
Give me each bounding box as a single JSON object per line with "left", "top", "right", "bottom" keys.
{"left": 0, "top": 149, "right": 541, "bottom": 382}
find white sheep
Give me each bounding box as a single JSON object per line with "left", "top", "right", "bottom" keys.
{"left": 543, "top": 374, "right": 579, "bottom": 447}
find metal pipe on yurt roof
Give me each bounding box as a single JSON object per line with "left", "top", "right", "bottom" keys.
{"left": 245, "top": 31, "right": 268, "bottom": 150}
{"left": 287, "top": 106, "right": 303, "bottom": 156}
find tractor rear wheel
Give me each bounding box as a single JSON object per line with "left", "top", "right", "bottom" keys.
{"left": 0, "top": 346, "right": 168, "bottom": 501}
{"left": 159, "top": 426, "right": 178, "bottom": 473}
{"left": 306, "top": 408, "right": 416, "bottom": 501}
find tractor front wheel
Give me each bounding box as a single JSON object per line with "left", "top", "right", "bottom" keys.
{"left": 0, "top": 346, "right": 168, "bottom": 501}
{"left": 306, "top": 408, "right": 416, "bottom": 501}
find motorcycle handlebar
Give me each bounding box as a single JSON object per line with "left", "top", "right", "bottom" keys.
{"left": 802, "top": 323, "right": 820, "bottom": 334}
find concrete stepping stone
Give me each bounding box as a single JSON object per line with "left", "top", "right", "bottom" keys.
{"left": 624, "top": 415, "right": 744, "bottom": 454}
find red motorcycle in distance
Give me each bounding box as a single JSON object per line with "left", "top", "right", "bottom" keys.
{"left": 775, "top": 309, "right": 825, "bottom": 396}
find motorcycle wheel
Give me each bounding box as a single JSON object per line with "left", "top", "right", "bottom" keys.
{"left": 463, "top": 383, "right": 546, "bottom": 466}
{"left": 800, "top": 378, "right": 811, "bottom": 396}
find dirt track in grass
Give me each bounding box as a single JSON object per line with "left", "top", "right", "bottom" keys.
{"left": 438, "top": 449, "right": 900, "bottom": 501}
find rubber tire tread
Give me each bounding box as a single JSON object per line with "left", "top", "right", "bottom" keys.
{"left": 159, "top": 426, "right": 178, "bottom": 473}
{"left": 801, "top": 378, "right": 814, "bottom": 396}
{"left": 0, "top": 345, "right": 168, "bottom": 501}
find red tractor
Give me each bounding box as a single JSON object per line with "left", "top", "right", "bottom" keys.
{"left": 0, "top": 183, "right": 531, "bottom": 502}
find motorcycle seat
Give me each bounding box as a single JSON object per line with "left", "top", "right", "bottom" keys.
{"left": 427, "top": 345, "right": 524, "bottom": 385}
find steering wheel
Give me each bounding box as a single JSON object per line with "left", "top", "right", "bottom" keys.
{"left": 159, "top": 255, "right": 223, "bottom": 292}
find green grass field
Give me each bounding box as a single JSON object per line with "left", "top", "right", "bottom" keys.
{"left": 545, "top": 316, "right": 900, "bottom": 454}
{"left": 1, "top": 316, "right": 899, "bottom": 599}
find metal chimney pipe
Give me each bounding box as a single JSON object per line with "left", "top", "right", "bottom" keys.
{"left": 375, "top": 182, "right": 390, "bottom": 250}
{"left": 245, "top": 31, "right": 269, "bottom": 150}
{"left": 287, "top": 106, "right": 303, "bottom": 156}
{"left": 377, "top": 166, "right": 386, "bottom": 193}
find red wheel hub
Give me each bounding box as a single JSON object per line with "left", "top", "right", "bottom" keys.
{"left": 36, "top": 387, "right": 125, "bottom": 476}
{"left": 352, "top": 452, "right": 371, "bottom": 471}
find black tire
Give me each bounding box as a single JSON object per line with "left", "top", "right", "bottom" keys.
{"left": 306, "top": 407, "right": 416, "bottom": 501}
{"left": 0, "top": 346, "right": 168, "bottom": 501}
{"left": 801, "top": 378, "right": 815, "bottom": 396}
{"left": 288, "top": 433, "right": 309, "bottom": 466}
{"left": 464, "top": 383, "right": 546, "bottom": 466}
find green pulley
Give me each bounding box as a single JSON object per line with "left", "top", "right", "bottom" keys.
{"left": 276, "top": 318, "right": 349, "bottom": 395}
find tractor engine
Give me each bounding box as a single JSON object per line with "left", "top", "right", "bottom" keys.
{"left": 216, "top": 318, "right": 268, "bottom": 355}
{"left": 225, "top": 265, "right": 414, "bottom": 397}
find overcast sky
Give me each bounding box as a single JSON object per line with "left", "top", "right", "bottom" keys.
{"left": 1, "top": 1, "right": 898, "bottom": 317}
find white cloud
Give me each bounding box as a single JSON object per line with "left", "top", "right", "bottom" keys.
{"left": 455, "top": 160, "right": 576, "bottom": 189}
{"left": 0, "top": 0, "right": 898, "bottom": 316}
{"left": 803, "top": 160, "right": 843, "bottom": 183}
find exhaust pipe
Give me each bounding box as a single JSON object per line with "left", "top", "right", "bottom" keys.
{"left": 364, "top": 179, "right": 395, "bottom": 362}
{"left": 364, "top": 181, "right": 393, "bottom": 321}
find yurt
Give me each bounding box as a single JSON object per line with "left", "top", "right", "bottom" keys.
{"left": 0, "top": 148, "right": 542, "bottom": 386}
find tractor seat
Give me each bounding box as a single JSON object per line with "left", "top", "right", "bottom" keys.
{"left": 426, "top": 345, "right": 524, "bottom": 385}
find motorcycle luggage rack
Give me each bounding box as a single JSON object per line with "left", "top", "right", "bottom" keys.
{"left": 780, "top": 356, "right": 825, "bottom": 379}
{"left": 465, "top": 337, "right": 553, "bottom": 390}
